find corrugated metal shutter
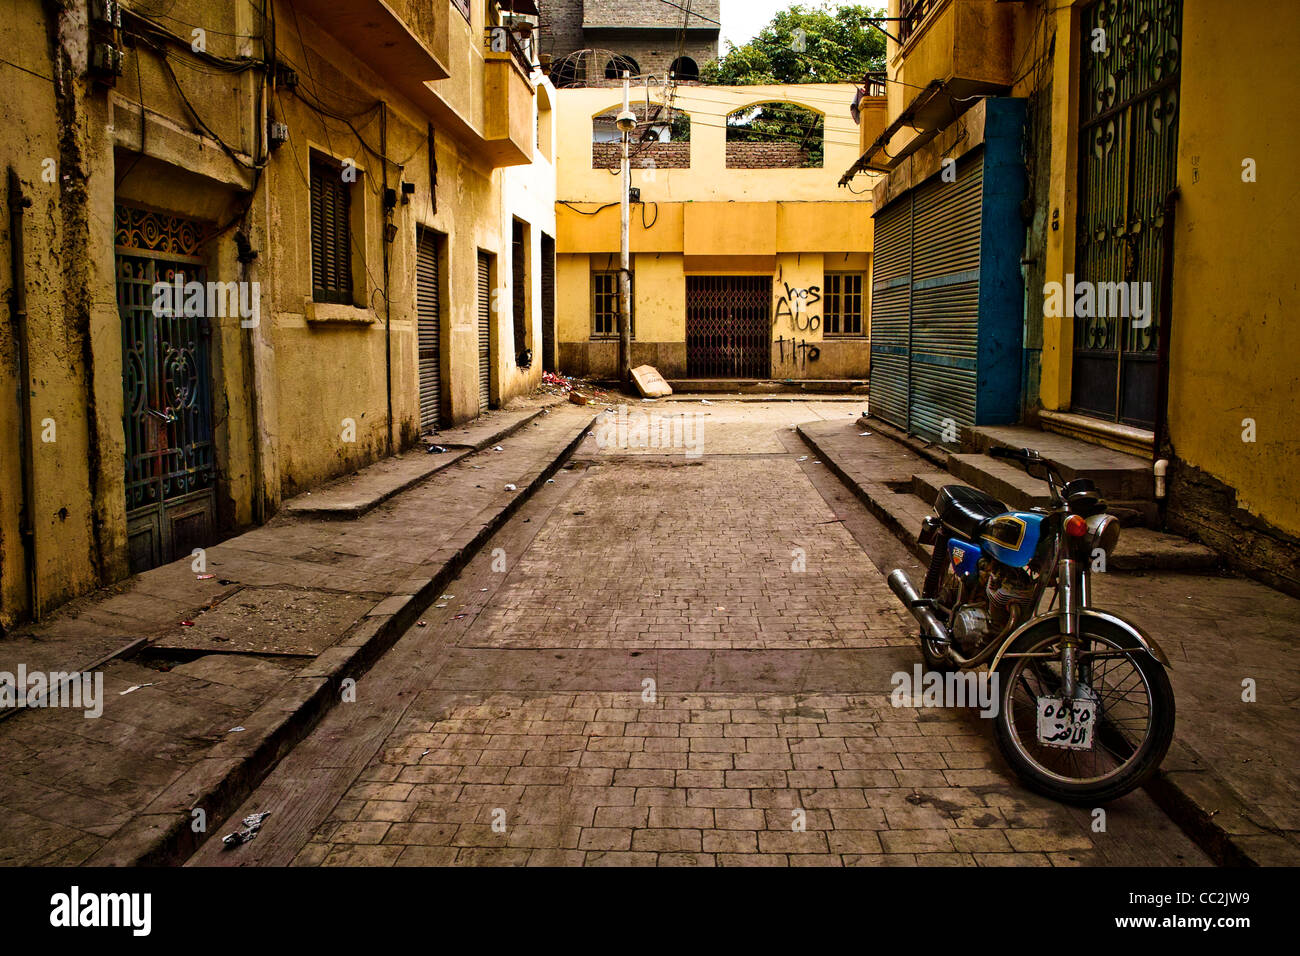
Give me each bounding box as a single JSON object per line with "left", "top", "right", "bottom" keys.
{"left": 909, "top": 156, "right": 983, "bottom": 443}
{"left": 416, "top": 231, "right": 441, "bottom": 431}
{"left": 477, "top": 251, "right": 492, "bottom": 413}
{"left": 869, "top": 194, "right": 912, "bottom": 429}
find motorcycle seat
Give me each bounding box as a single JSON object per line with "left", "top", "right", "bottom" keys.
{"left": 935, "top": 484, "right": 1008, "bottom": 541}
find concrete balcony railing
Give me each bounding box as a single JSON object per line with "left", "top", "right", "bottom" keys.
{"left": 890, "top": 0, "right": 1018, "bottom": 130}
{"left": 291, "top": 0, "right": 451, "bottom": 88}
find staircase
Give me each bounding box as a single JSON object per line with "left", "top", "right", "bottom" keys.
{"left": 850, "top": 419, "right": 1220, "bottom": 573}
{"left": 958, "top": 425, "right": 1158, "bottom": 526}
{"left": 946, "top": 424, "right": 1217, "bottom": 572}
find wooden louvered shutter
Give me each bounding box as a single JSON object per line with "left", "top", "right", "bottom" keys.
{"left": 311, "top": 155, "right": 353, "bottom": 304}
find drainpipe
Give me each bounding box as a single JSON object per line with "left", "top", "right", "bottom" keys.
{"left": 381, "top": 102, "right": 393, "bottom": 456}
{"left": 1152, "top": 187, "right": 1179, "bottom": 530}
{"left": 7, "top": 167, "right": 39, "bottom": 621}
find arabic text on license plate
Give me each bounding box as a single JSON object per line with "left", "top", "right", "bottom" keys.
{"left": 1036, "top": 695, "right": 1097, "bottom": 750}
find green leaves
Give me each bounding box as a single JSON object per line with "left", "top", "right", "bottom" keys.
{"left": 702, "top": 3, "right": 887, "bottom": 86}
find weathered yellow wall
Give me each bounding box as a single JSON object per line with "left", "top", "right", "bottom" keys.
{"left": 0, "top": 0, "right": 259, "bottom": 623}
{"left": 633, "top": 254, "right": 686, "bottom": 343}
{"left": 1164, "top": 0, "right": 1300, "bottom": 536}
{"left": 0, "top": 0, "right": 554, "bottom": 625}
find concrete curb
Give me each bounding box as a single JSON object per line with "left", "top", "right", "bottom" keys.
{"left": 90, "top": 414, "right": 596, "bottom": 866}
{"left": 797, "top": 423, "right": 1279, "bottom": 868}
{"left": 284, "top": 406, "right": 549, "bottom": 520}
{"left": 797, "top": 425, "right": 929, "bottom": 562}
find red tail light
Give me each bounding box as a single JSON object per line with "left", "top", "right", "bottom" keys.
{"left": 1065, "top": 515, "right": 1088, "bottom": 537}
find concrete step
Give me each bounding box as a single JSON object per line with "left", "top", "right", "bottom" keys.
{"left": 946, "top": 453, "right": 1054, "bottom": 510}
{"left": 909, "top": 471, "right": 951, "bottom": 509}
{"left": 966, "top": 424, "right": 1154, "bottom": 500}
{"left": 664, "top": 379, "right": 868, "bottom": 395}
{"left": 1109, "top": 527, "right": 1220, "bottom": 572}
{"left": 920, "top": 465, "right": 1153, "bottom": 527}
{"left": 809, "top": 418, "right": 1218, "bottom": 573}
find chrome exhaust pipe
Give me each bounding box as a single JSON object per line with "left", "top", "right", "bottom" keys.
{"left": 887, "top": 569, "right": 950, "bottom": 646}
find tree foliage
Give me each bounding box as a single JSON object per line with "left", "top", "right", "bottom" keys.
{"left": 702, "top": 3, "right": 887, "bottom": 86}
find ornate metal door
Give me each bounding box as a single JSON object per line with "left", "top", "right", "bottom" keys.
{"left": 685, "top": 276, "right": 772, "bottom": 378}
{"left": 115, "top": 205, "right": 217, "bottom": 573}
{"left": 1071, "top": 0, "right": 1182, "bottom": 429}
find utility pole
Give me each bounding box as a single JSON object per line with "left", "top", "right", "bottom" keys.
{"left": 616, "top": 71, "right": 634, "bottom": 388}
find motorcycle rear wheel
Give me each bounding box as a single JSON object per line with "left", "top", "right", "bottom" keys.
{"left": 992, "top": 622, "right": 1175, "bottom": 804}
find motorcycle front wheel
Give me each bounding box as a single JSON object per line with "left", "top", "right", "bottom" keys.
{"left": 992, "top": 623, "right": 1175, "bottom": 805}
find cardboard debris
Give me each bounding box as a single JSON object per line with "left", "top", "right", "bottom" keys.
{"left": 631, "top": 365, "right": 672, "bottom": 398}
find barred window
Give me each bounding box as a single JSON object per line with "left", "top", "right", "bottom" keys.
{"left": 823, "top": 273, "right": 864, "bottom": 336}
{"left": 592, "top": 270, "right": 633, "bottom": 339}
{"left": 310, "top": 154, "right": 353, "bottom": 305}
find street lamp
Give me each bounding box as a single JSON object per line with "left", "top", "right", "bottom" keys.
{"left": 617, "top": 73, "right": 634, "bottom": 388}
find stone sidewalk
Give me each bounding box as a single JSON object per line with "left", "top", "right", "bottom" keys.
{"left": 798, "top": 416, "right": 1300, "bottom": 866}
{"left": 0, "top": 400, "right": 595, "bottom": 866}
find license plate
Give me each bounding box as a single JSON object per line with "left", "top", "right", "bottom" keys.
{"left": 1036, "top": 692, "right": 1098, "bottom": 750}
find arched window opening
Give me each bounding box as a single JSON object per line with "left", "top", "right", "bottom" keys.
{"left": 725, "top": 102, "right": 824, "bottom": 169}
{"left": 669, "top": 56, "right": 699, "bottom": 81}
{"left": 591, "top": 103, "right": 691, "bottom": 170}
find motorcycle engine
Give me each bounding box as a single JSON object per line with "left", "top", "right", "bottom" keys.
{"left": 948, "top": 561, "right": 1038, "bottom": 653}
{"left": 987, "top": 566, "right": 1037, "bottom": 635}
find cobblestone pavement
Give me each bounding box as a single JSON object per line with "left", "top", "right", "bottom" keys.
{"left": 193, "top": 401, "right": 1209, "bottom": 867}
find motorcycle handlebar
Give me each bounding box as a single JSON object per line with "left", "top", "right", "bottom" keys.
{"left": 989, "top": 447, "right": 1065, "bottom": 503}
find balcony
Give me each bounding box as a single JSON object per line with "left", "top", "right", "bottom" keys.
{"left": 291, "top": 0, "right": 450, "bottom": 92}
{"left": 482, "top": 46, "right": 535, "bottom": 167}
{"left": 891, "top": 0, "right": 1018, "bottom": 131}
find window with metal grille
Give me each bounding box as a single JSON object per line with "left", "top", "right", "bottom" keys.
{"left": 310, "top": 153, "right": 353, "bottom": 305}
{"left": 592, "top": 270, "right": 633, "bottom": 339}
{"left": 823, "top": 272, "right": 864, "bottom": 336}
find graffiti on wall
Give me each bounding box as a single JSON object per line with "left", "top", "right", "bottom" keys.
{"left": 775, "top": 335, "right": 821, "bottom": 369}
{"left": 774, "top": 280, "right": 822, "bottom": 332}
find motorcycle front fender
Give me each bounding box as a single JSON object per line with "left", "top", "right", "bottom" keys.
{"left": 988, "top": 608, "right": 1171, "bottom": 673}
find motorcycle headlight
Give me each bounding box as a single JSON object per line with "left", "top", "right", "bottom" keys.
{"left": 1086, "top": 513, "right": 1122, "bottom": 557}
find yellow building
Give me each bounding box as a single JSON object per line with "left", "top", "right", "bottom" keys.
{"left": 842, "top": 0, "right": 1300, "bottom": 593}
{"left": 0, "top": 0, "right": 554, "bottom": 627}
{"left": 554, "top": 83, "right": 881, "bottom": 381}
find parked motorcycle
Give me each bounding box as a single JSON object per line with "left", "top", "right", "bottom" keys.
{"left": 887, "top": 446, "right": 1175, "bottom": 804}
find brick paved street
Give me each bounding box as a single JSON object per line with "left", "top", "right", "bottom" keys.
{"left": 192, "top": 401, "right": 1208, "bottom": 867}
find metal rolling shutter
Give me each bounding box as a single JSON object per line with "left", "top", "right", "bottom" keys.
{"left": 477, "top": 251, "right": 492, "bottom": 412}
{"left": 869, "top": 194, "right": 912, "bottom": 429}
{"left": 908, "top": 155, "right": 983, "bottom": 443}
{"left": 416, "top": 232, "right": 441, "bottom": 431}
